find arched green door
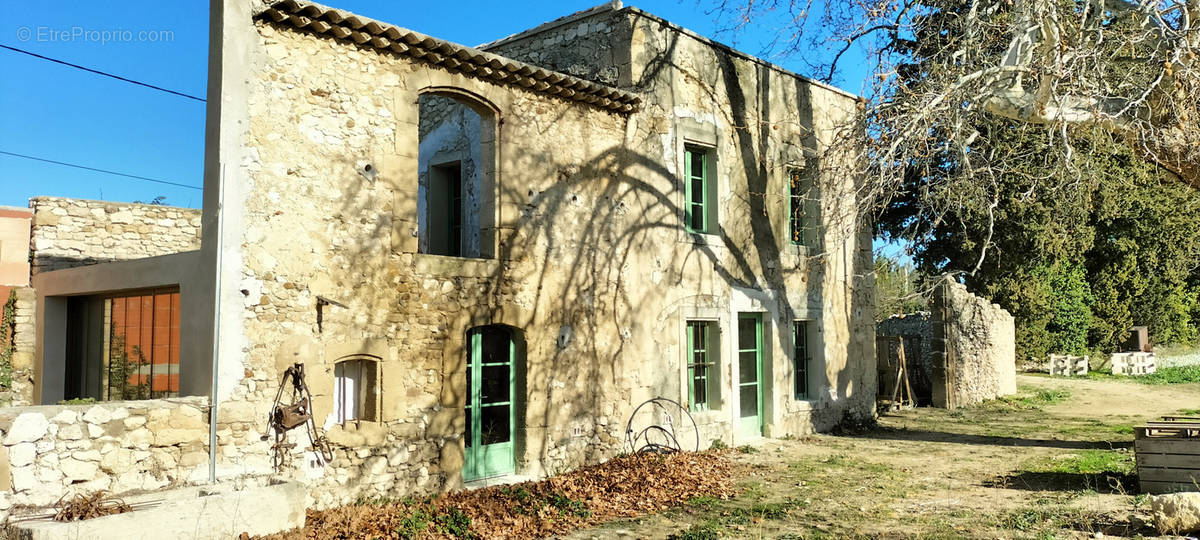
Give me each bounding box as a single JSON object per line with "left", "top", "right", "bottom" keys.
{"left": 464, "top": 326, "right": 516, "bottom": 481}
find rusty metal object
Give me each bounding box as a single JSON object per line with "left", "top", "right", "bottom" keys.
{"left": 53, "top": 491, "right": 132, "bottom": 522}
{"left": 273, "top": 397, "right": 312, "bottom": 430}
{"left": 265, "top": 363, "right": 334, "bottom": 470}
{"left": 624, "top": 397, "right": 699, "bottom": 454}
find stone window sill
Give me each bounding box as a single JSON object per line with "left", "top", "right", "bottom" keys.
{"left": 413, "top": 253, "right": 503, "bottom": 278}
{"left": 689, "top": 408, "right": 726, "bottom": 424}
{"left": 681, "top": 232, "right": 723, "bottom": 247}
{"left": 790, "top": 399, "right": 819, "bottom": 411}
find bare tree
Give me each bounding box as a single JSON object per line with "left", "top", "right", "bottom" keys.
{"left": 713, "top": 0, "right": 1200, "bottom": 275}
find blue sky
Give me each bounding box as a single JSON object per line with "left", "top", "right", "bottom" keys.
{"left": 0, "top": 1, "right": 873, "bottom": 211}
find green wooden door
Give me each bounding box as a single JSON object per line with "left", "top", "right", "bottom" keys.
{"left": 737, "top": 313, "right": 764, "bottom": 438}
{"left": 464, "top": 326, "right": 515, "bottom": 481}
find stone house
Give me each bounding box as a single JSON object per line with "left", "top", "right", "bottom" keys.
{"left": 1, "top": 0, "right": 875, "bottom": 514}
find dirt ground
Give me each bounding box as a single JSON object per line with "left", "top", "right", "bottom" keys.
{"left": 559, "top": 374, "right": 1200, "bottom": 539}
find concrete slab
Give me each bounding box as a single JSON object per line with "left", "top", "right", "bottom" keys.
{"left": 12, "top": 481, "right": 306, "bottom": 540}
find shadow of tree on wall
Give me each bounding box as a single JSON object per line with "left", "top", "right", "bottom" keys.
{"left": 274, "top": 24, "right": 872, "bottom": 477}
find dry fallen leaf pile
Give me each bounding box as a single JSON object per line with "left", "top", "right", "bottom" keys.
{"left": 265, "top": 450, "right": 736, "bottom": 539}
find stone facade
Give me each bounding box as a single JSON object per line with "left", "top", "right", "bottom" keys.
{"left": 14, "top": 0, "right": 877, "bottom": 514}
{"left": 482, "top": 2, "right": 630, "bottom": 86}
{"left": 29, "top": 197, "right": 201, "bottom": 274}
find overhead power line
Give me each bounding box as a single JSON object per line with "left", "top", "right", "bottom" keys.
{"left": 0, "top": 43, "right": 206, "bottom": 102}
{"left": 0, "top": 150, "right": 202, "bottom": 190}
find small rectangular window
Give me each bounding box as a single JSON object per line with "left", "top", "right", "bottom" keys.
{"left": 789, "top": 169, "right": 808, "bottom": 246}
{"left": 686, "top": 320, "right": 717, "bottom": 411}
{"left": 684, "top": 147, "right": 714, "bottom": 234}
{"left": 793, "top": 321, "right": 811, "bottom": 399}
{"left": 335, "top": 358, "right": 378, "bottom": 423}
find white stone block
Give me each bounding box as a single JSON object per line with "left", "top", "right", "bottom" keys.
{"left": 4, "top": 413, "right": 49, "bottom": 445}
{"left": 8, "top": 443, "right": 36, "bottom": 467}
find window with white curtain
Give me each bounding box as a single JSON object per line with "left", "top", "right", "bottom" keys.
{"left": 334, "top": 357, "right": 378, "bottom": 424}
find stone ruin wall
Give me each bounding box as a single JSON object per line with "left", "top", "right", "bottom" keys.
{"left": 876, "top": 280, "right": 1017, "bottom": 409}
{"left": 29, "top": 197, "right": 201, "bottom": 274}
{"left": 937, "top": 280, "right": 1017, "bottom": 408}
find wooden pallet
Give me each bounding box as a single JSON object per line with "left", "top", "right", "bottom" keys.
{"left": 1136, "top": 419, "right": 1200, "bottom": 494}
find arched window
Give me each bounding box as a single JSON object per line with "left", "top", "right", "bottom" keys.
{"left": 334, "top": 356, "right": 379, "bottom": 424}
{"left": 417, "top": 89, "right": 499, "bottom": 259}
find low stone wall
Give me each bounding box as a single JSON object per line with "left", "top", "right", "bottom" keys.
{"left": 935, "top": 280, "right": 1017, "bottom": 408}
{"left": 0, "top": 398, "right": 269, "bottom": 519}
{"left": 29, "top": 197, "right": 201, "bottom": 274}
{"left": 1, "top": 287, "right": 34, "bottom": 408}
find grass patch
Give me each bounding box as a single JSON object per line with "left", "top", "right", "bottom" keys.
{"left": 686, "top": 496, "right": 722, "bottom": 509}
{"left": 1078, "top": 366, "right": 1200, "bottom": 385}
{"left": 992, "top": 386, "right": 1071, "bottom": 409}
{"left": 1136, "top": 365, "right": 1200, "bottom": 385}
{"left": 1002, "top": 449, "right": 1137, "bottom": 494}
{"left": 668, "top": 520, "right": 720, "bottom": 540}
{"left": 1035, "top": 450, "right": 1134, "bottom": 475}
{"left": 998, "top": 506, "right": 1098, "bottom": 532}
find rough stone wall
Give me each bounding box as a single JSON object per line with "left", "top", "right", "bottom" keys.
{"left": 29, "top": 197, "right": 201, "bottom": 274}
{"left": 182, "top": 2, "right": 871, "bottom": 512}
{"left": 226, "top": 21, "right": 639, "bottom": 508}
{"left": 935, "top": 280, "right": 1017, "bottom": 408}
{"left": 483, "top": 8, "right": 630, "bottom": 87}
{"left": 623, "top": 11, "right": 878, "bottom": 435}
{"left": 0, "top": 398, "right": 268, "bottom": 520}
{"left": 1, "top": 288, "right": 35, "bottom": 408}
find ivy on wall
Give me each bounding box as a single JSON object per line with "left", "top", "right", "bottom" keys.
{"left": 1, "top": 289, "right": 15, "bottom": 390}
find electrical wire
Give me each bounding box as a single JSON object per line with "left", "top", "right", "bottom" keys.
{"left": 0, "top": 43, "right": 205, "bottom": 102}
{"left": 0, "top": 149, "right": 201, "bottom": 190}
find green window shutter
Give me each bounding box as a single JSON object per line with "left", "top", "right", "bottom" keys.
{"left": 685, "top": 148, "right": 709, "bottom": 234}
{"left": 686, "top": 321, "right": 710, "bottom": 412}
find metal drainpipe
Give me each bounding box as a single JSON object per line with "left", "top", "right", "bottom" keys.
{"left": 208, "top": 165, "right": 226, "bottom": 484}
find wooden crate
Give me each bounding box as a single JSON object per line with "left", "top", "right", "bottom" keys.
{"left": 1136, "top": 421, "right": 1200, "bottom": 494}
